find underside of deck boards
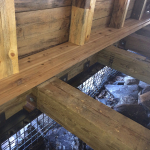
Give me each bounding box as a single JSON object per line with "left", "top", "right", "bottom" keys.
{"left": 1, "top": 0, "right": 150, "bottom": 149}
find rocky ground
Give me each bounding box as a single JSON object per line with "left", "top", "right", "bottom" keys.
{"left": 95, "top": 73, "right": 150, "bottom": 129}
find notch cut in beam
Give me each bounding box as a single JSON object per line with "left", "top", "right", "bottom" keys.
{"left": 0, "top": 0, "right": 19, "bottom": 79}
{"left": 36, "top": 77, "right": 150, "bottom": 150}
{"left": 69, "top": 0, "right": 96, "bottom": 45}
{"left": 131, "top": 0, "right": 147, "bottom": 20}
{"left": 124, "top": 33, "right": 150, "bottom": 58}
{"left": 98, "top": 45, "right": 150, "bottom": 84}
{"left": 109, "top": 0, "right": 130, "bottom": 28}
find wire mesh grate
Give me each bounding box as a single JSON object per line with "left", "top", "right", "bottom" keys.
{"left": 78, "top": 66, "right": 118, "bottom": 98}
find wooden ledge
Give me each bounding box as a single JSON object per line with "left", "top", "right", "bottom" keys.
{"left": 0, "top": 15, "right": 150, "bottom": 106}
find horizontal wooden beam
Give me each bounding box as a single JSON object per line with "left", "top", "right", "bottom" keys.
{"left": 98, "top": 45, "right": 150, "bottom": 84}
{"left": 0, "top": 0, "right": 19, "bottom": 79}
{"left": 69, "top": 0, "right": 96, "bottom": 45}
{"left": 136, "top": 25, "right": 150, "bottom": 38}
{"left": 109, "top": 0, "right": 130, "bottom": 28}
{"left": 125, "top": 33, "right": 150, "bottom": 58}
{"left": 0, "top": 16, "right": 150, "bottom": 106}
{"left": 36, "top": 77, "right": 150, "bottom": 150}
{"left": 131, "top": 0, "right": 147, "bottom": 20}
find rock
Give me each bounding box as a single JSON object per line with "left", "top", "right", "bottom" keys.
{"left": 95, "top": 98, "right": 107, "bottom": 105}
{"left": 116, "top": 96, "right": 137, "bottom": 106}
{"left": 139, "top": 81, "right": 150, "bottom": 89}
{"left": 114, "top": 104, "right": 149, "bottom": 127}
{"left": 124, "top": 76, "right": 139, "bottom": 85}
{"left": 113, "top": 81, "right": 124, "bottom": 85}
{"left": 106, "top": 98, "right": 119, "bottom": 107}
{"left": 139, "top": 91, "right": 150, "bottom": 111}
{"left": 142, "top": 86, "right": 150, "bottom": 94}
{"left": 105, "top": 84, "right": 139, "bottom": 99}
{"left": 114, "top": 76, "right": 124, "bottom": 81}
{"left": 97, "top": 90, "right": 106, "bottom": 98}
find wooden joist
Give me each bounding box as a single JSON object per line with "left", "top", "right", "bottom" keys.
{"left": 0, "top": 0, "right": 19, "bottom": 79}
{"left": 0, "top": 16, "right": 150, "bottom": 107}
{"left": 98, "top": 45, "right": 150, "bottom": 84}
{"left": 131, "top": 0, "right": 147, "bottom": 20}
{"left": 125, "top": 33, "right": 150, "bottom": 58}
{"left": 109, "top": 0, "right": 130, "bottom": 28}
{"left": 136, "top": 25, "right": 150, "bottom": 38}
{"left": 36, "top": 77, "right": 150, "bottom": 150}
{"left": 69, "top": 0, "right": 96, "bottom": 45}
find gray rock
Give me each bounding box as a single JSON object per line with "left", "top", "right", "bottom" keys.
{"left": 124, "top": 76, "right": 139, "bottom": 85}
{"left": 139, "top": 81, "right": 150, "bottom": 89}
{"left": 105, "top": 84, "right": 139, "bottom": 99}
{"left": 116, "top": 96, "right": 138, "bottom": 106}
{"left": 142, "top": 86, "right": 150, "bottom": 94}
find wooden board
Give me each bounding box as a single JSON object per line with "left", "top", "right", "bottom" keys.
{"left": 69, "top": 0, "right": 96, "bottom": 45}
{"left": 131, "top": 0, "right": 147, "bottom": 20}
{"left": 15, "top": 0, "right": 71, "bottom": 12}
{"left": 136, "top": 25, "right": 150, "bottom": 38}
{"left": 0, "top": 16, "right": 150, "bottom": 106}
{"left": 16, "top": 6, "right": 71, "bottom": 58}
{"left": 0, "top": 0, "right": 19, "bottom": 79}
{"left": 109, "top": 0, "right": 130, "bottom": 28}
{"left": 125, "top": 33, "right": 150, "bottom": 58}
{"left": 98, "top": 45, "right": 150, "bottom": 84}
{"left": 36, "top": 77, "right": 150, "bottom": 150}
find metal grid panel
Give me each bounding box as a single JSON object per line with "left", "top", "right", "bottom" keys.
{"left": 78, "top": 66, "right": 118, "bottom": 98}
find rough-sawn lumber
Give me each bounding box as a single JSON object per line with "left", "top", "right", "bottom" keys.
{"left": 36, "top": 77, "right": 150, "bottom": 150}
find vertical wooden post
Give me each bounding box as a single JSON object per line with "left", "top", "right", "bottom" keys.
{"left": 0, "top": 0, "right": 19, "bottom": 79}
{"left": 69, "top": 0, "right": 96, "bottom": 45}
{"left": 109, "top": 0, "right": 130, "bottom": 28}
{"left": 131, "top": 0, "right": 148, "bottom": 20}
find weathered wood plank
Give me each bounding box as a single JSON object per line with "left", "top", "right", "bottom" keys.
{"left": 36, "top": 77, "right": 150, "bottom": 150}
{"left": 125, "top": 33, "right": 150, "bottom": 58}
{"left": 98, "top": 45, "right": 150, "bottom": 84}
{"left": 0, "top": 0, "right": 19, "bottom": 79}
{"left": 136, "top": 25, "right": 150, "bottom": 38}
{"left": 131, "top": 0, "right": 147, "bottom": 20}
{"left": 0, "top": 16, "right": 150, "bottom": 106}
{"left": 14, "top": 0, "right": 71, "bottom": 12}
{"left": 109, "top": 0, "right": 130, "bottom": 28}
{"left": 69, "top": 0, "right": 96, "bottom": 45}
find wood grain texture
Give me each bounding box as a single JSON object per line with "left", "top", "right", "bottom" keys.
{"left": 16, "top": 6, "right": 71, "bottom": 57}
{"left": 0, "top": 0, "right": 19, "bottom": 79}
{"left": 131, "top": 0, "right": 148, "bottom": 20}
{"left": 36, "top": 77, "right": 150, "bottom": 150}
{"left": 0, "top": 16, "right": 150, "bottom": 106}
{"left": 109, "top": 0, "right": 130, "bottom": 28}
{"left": 69, "top": 0, "right": 96, "bottom": 45}
{"left": 72, "top": 0, "right": 91, "bottom": 9}
{"left": 98, "top": 45, "right": 150, "bottom": 84}
{"left": 15, "top": 0, "right": 71, "bottom": 12}
{"left": 125, "top": 33, "right": 150, "bottom": 58}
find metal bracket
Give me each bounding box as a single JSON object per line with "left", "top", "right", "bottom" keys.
{"left": 0, "top": 112, "right": 5, "bottom": 125}
{"left": 24, "top": 94, "right": 37, "bottom": 112}
{"left": 83, "top": 61, "right": 90, "bottom": 71}
{"left": 60, "top": 74, "right": 68, "bottom": 82}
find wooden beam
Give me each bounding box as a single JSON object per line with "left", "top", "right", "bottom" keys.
{"left": 125, "top": 33, "right": 150, "bottom": 58}
{"left": 36, "top": 77, "right": 150, "bottom": 150}
{"left": 136, "top": 25, "right": 150, "bottom": 38}
{"left": 131, "top": 0, "right": 147, "bottom": 20}
{"left": 69, "top": 0, "right": 96, "bottom": 45}
{"left": 0, "top": 0, "right": 19, "bottom": 79}
{"left": 98, "top": 45, "right": 150, "bottom": 84}
{"left": 109, "top": 0, "right": 130, "bottom": 28}
{"left": 0, "top": 16, "right": 150, "bottom": 107}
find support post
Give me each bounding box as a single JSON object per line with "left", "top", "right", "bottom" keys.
{"left": 131, "top": 0, "right": 148, "bottom": 20}
{"left": 98, "top": 45, "right": 150, "bottom": 84}
{"left": 36, "top": 77, "right": 150, "bottom": 150}
{"left": 0, "top": 0, "right": 19, "bottom": 79}
{"left": 109, "top": 0, "right": 130, "bottom": 28}
{"left": 69, "top": 0, "right": 96, "bottom": 45}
